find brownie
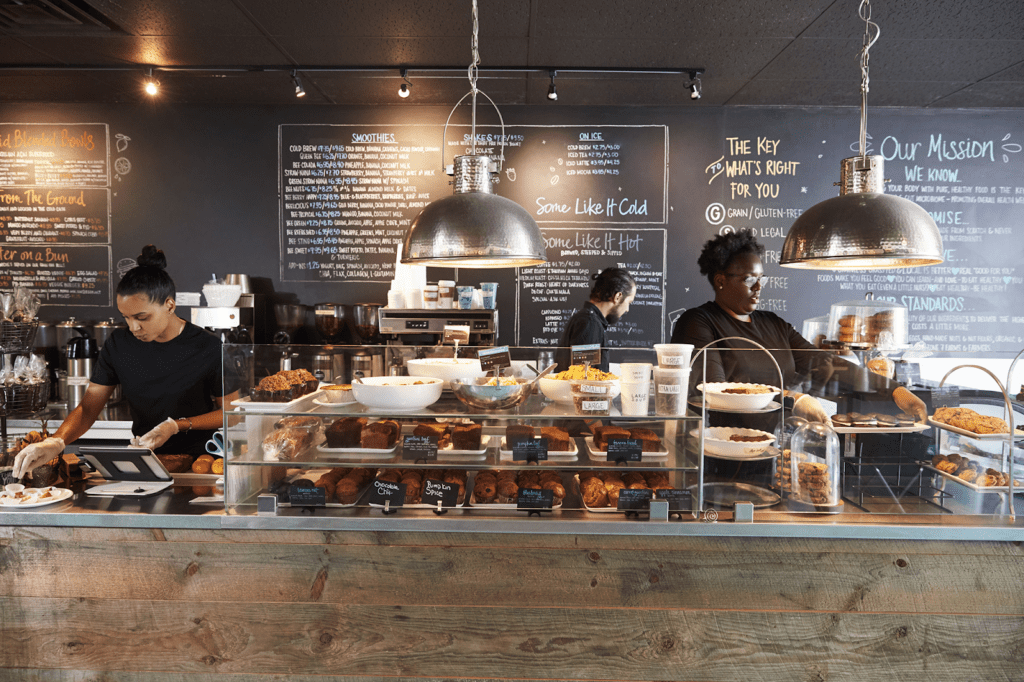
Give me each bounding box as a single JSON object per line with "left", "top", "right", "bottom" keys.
{"left": 325, "top": 417, "right": 367, "bottom": 448}
{"left": 540, "top": 426, "right": 572, "bottom": 452}
{"left": 360, "top": 425, "right": 393, "bottom": 450}
{"left": 506, "top": 424, "right": 535, "bottom": 444}
{"left": 593, "top": 425, "right": 630, "bottom": 450}
{"left": 628, "top": 428, "right": 662, "bottom": 451}
{"left": 366, "top": 419, "right": 400, "bottom": 447}
{"left": 451, "top": 423, "right": 482, "bottom": 450}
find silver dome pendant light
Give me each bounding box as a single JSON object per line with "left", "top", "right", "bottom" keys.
{"left": 780, "top": 0, "right": 943, "bottom": 270}
{"left": 401, "top": 0, "right": 546, "bottom": 268}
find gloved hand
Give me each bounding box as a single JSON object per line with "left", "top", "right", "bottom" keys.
{"left": 12, "top": 436, "right": 65, "bottom": 480}
{"left": 792, "top": 394, "right": 832, "bottom": 425}
{"left": 893, "top": 386, "right": 927, "bottom": 423}
{"left": 134, "top": 417, "right": 179, "bottom": 451}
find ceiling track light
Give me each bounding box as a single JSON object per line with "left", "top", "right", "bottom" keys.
{"left": 547, "top": 70, "right": 558, "bottom": 101}
{"left": 687, "top": 69, "right": 702, "bottom": 100}
{"left": 399, "top": 68, "right": 411, "bottom": 98}
{"left": 143, "top": 67, "right": 159, "bottom": 96}
{"left": 780, "top": 0, "right": 942, "bottom": 270}
{"left": 291, "top": 70, "right": 306, "bottom": 98}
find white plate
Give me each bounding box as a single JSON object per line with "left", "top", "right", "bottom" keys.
{"left": 317, "top": 442, "right": 399, "bottom": 460}
{"left": 688, "top": 397, "right": 782, "bottom": 414}
{"left": 499, "top": 436, "right": 578, "bottom": 461}
{"left": 689, "top": 428, "right": 778, "bottom": 459}
{"left": 832, "top": 423, "right": 929, "bottom": 434}
{"left": 231, "top": 389, "right": 323, "bottom": 411}
{"left": 0, "top": 486, "right": 73, "bottom": 507}
{"left": 927, "top": 417, "right": 1011, "bottom": 441}
{"left": 312, "top": 397, "right": 358, "bottom": 407}
{"left": 924, "top": 463, "right": 1024, "bottom": 493}
{"left": 697, "top": 383, "right": 780, "bottom": 411}
{"left": 583, "top": 436, "right": 668, "bottom": 460}
{"left": 437, "top": 435, "right": 492, "bottom": 460}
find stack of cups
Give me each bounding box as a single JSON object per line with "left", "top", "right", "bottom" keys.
{"left": 387, "top": 289, "right": 404, "bottom": 308}
{"left": 652, "top": 343, "right": 694, "bottom": 416}
{"left": 422, "top": 284, "right": 439, "bottom": 309}
{"left": 480, "top": 282, "right": 498, "bottom": 309}
{"left": 437, "top": 280, "right": 455, "bottom": 309}
{"left": 619, "top": 363, "right": 653, "bottom": 416}
{"left": 456, "top": 286, "right": 475, "bottom": 310}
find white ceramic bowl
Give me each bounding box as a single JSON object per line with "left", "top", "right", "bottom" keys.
{"left": 539, "top": 377, "right": 620, "bottom": 404}
{"left": 351, "top": 376, "right": 443, "bottom": 411}
{"left": 697, "top": 382, "right": 780, "bottom": 411}
{"left": 691, "top": 427, "right": 777, "bottom": 458}
{"left": 202, "top": 283, "right": 242, "bottom": 307}
{"left": 405, "top": 358, "right": 486, "bottom": 383}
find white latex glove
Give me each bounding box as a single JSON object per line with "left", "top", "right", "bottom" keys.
{"left": 134, "top": 417, "right": 179, "bottom": 451}
{"left": 893, "top": 386, "right": 927, "bottom": 423}
{"left": 13, "top": 437, "right": 65, "bottom": 480}
{"left": 792, "top": 394, "right": 832, "bottom": 426}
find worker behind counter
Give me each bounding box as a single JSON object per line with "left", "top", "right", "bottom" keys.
{"left": 554, "top": 267, "right": 636, "bottom": 373}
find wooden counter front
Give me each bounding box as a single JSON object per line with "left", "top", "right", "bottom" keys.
{"left": 2, "top": 526, "right": 1023, "bottom": 680}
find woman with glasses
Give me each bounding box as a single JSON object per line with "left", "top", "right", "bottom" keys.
{"left": 671, "top": 228, "right": 925, "bottom": 424}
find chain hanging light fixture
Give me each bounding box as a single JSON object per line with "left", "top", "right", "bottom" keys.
{"left": 401, "top": 0, "right": 546, "bottom": 268}
{"left": 780, "top": 0, "right": 943, "bottom": 270}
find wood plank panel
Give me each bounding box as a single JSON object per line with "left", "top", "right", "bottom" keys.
{"left": 2, "top": 598, "right": 1023, "bottom": 681}
{"left": 3, "top": 535, "right": 1024, "bottom": 616}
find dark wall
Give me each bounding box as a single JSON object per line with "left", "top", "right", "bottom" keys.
{"left": 1, "top": 102, "right": 1022, "bottom": 355}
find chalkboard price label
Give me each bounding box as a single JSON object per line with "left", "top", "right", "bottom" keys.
{"left": 369, "top": 479, "right": 407, "bottom": 507}
{"left": 607, "top": 438, "right": 643, "bottom": 463}
{"left": 422, "top": 479, "right": 459, "bottom": 508}
{"left": 442, "top": 326, "right": 471, "bottom": 345}
{"left": 655, "top": 488, "right": 692, "bottom": 513}
{"left": 517, "top": 488, "right": 555, "bottom": 510}
{"left": 895, "top": 361, "right": 921, "bottom": 386}
{"left": 512, "top": 437, "right": 548, "bottom": 462}
{"left": 478, "top": 345, "right": 512, "bottom": 373}
{"left": 402, "top": 434, "right": 438, "bottom": 461}
{"left": 288, "top": 485, "right": 327, "bottom": 507}
{"left": 571, "top": 344, "right": 602, "bottom": 367}
{"left": 617, "top": 488, "right": 653, "bottom": 511}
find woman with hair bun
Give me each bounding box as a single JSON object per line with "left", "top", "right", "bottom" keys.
{"left": 555, "top": 267, "right": 637, "bottom": 373}
{"left": 13, "top": 245, "right": 238, "bottom": 478}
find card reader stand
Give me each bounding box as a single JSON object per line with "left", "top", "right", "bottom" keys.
{"left": 78, "top": 446, "right": 174, "bottom": 497}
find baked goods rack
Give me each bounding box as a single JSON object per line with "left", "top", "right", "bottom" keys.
{"left": 0, "top": 320, "right": 42, "bottom": 465}
{"left": 927, "top": 364, "right": 1018, "bottom": 521}
{"left": 688, "top": 337, "right": 786, "bottom": 511}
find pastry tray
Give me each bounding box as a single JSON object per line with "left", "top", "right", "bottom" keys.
{"left": 688, "top": 397, "right": 782, "bottom": 414}
{"left": 231, "top": 389, "right": 323, "bottom": 412}
{"left": 279, "top": 475, "right": 371, "bottom": 508}
{"left": 582, "top": 436, "right": 668, "bottom": 460}
{"left": 0, "top": 486, "right": 73, "bottom": 508}
{"left": 697, "top": 481, "right": 782, "bottom": 508}
{"left": 499, "top": 436, "right": 578, "bottom": 461}
{"left": 927, "top": 417, "right": 1012, "bottom": 441}
{"left": 317, "top": 442, "right": 400, "bottom": 460}
{"left": 688, "top": 429, "right": 780, "bottom": 461}
{"left": 922, "top": 463, "right": 1023, "bottom": 493}
{"left": 832, "top": 423, "right": 930, "bottom": 434}
{"left": 573, "top": 473, "right": 657, "bottom": 514}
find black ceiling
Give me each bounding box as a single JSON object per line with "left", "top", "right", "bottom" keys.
{"left": 1, "top": 0, "right": 1022, "bottom": 108}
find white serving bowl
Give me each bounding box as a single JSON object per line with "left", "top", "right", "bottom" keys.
{"left": 406, "top": 358, "right": 486, "bottom": 383}
{"left": 691, "top": 427, "right": 777, "bottom": 458}
{"left": 202, "top": 283, "right": 242, "bottom": 307}
{"left": 697, "top": 382, "right": 780, "bottom": 411}
{"left": 351, "top": 376, "right": 443, "bottom": 411}
{"left": 539, "top": 377, "right": 620, "bottom": 404}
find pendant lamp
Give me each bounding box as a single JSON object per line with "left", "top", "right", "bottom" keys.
{"left": 401, "top": 0, "right": 546, "bottom": 269}
{"left": 780, "top": 0, "right": 943, "bottom": 270}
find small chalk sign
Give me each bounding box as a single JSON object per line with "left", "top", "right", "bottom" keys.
{"left": 443, "top": 325, "right": 471, "bottom": 345}
{"left": 288, "top": 485, "right": 327, "bottom": 507}
{"left": 369, "top": 479, "right": 407, "bottom": 507}
{"left": 931, "top": 386, "right": 960, "bottom": 410}
{"left": 402, "top": 434, "right": 438, "bottom": 461}
{"left": 617, "top": 488, "right": 653, "bottom": 511}
{"left": 655, "top": 488, "right": 692, "bottom": 513}
{"left": 512, "top": 437, "right": 549, "bottom": 462}
{"left": 607, "top": 438, "right": 643, "bottom": 463}
{"left": 517, "top": 487, "right": 555, "bottom": 510}
{"left": 422, "top": 478, "right": 459, "bottom": 508}
{"left": 894, "top": 361, "right": 921, "bottom": 387}
{"left": 571, "top": 344, "right": 602, "bottom": 367}
{"left": 478, "top": 345, "right": 512, "bottom": 373}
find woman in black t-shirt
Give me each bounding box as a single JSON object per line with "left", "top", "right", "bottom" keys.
{"left": 13, "top": 245, "right": 238, "bottom": 478}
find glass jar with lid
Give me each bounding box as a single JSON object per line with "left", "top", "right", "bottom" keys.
{"left": 788, "top": 422, "right": 841, "bottom": 511}
{"left": 826, "top": 292, "right": 907, "bottom": 348}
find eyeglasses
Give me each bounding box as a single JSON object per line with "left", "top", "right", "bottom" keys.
{"left": 725, "top": 273, "right": 763, "bottom": 288}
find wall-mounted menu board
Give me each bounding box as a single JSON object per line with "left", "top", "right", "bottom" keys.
{"left": 279, "top": 123, "right": 669, "bottom": 346}
{"left": 0, "top": 122, "right": 112, "bottom": 306}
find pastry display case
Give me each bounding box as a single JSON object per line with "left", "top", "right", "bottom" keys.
{"left": 825, "top": 293, "right": 908, "bottom": 349}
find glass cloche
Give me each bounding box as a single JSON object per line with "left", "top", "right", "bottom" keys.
{"left": 826, "top": 292, "right": 908, "bottom": 349}
{"left": 788, "top": 422, "right": 841, "bottom": 511}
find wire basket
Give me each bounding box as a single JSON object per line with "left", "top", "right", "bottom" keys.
{"left": 0, "top": 320, "right": 38, "bottom": 353}
{"left": 0, "top": 381, "right": 49, "bottom": 417}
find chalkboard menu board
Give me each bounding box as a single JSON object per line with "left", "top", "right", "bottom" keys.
{"left": 0, "top": 122, "right": 112, "bottom": 306}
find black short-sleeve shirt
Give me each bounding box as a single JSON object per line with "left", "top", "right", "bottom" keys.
{"left": 555, "top": 301, "right": 610, "bottom": 372}
{"left": 91, "top": 322, "right": 226, "bottom": 455}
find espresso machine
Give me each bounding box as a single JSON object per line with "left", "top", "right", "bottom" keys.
{"left": 377, "top": 308, "right": 498, "bottom": 375}
{"left": 313, "top": 304, "right": 351, "bottom": 382}
{"left": 348, "top": 303, "right": 384, "bottom": 379}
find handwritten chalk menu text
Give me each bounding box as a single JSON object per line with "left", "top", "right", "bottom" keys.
{"left": 707, "top": 110, "right": 1024, "bottom": 354}
{"left": 0, "top": 123, "right": 111, "bottom": 305}
{"left": 518, "top": 228, "right": 667, "bottom": 347}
